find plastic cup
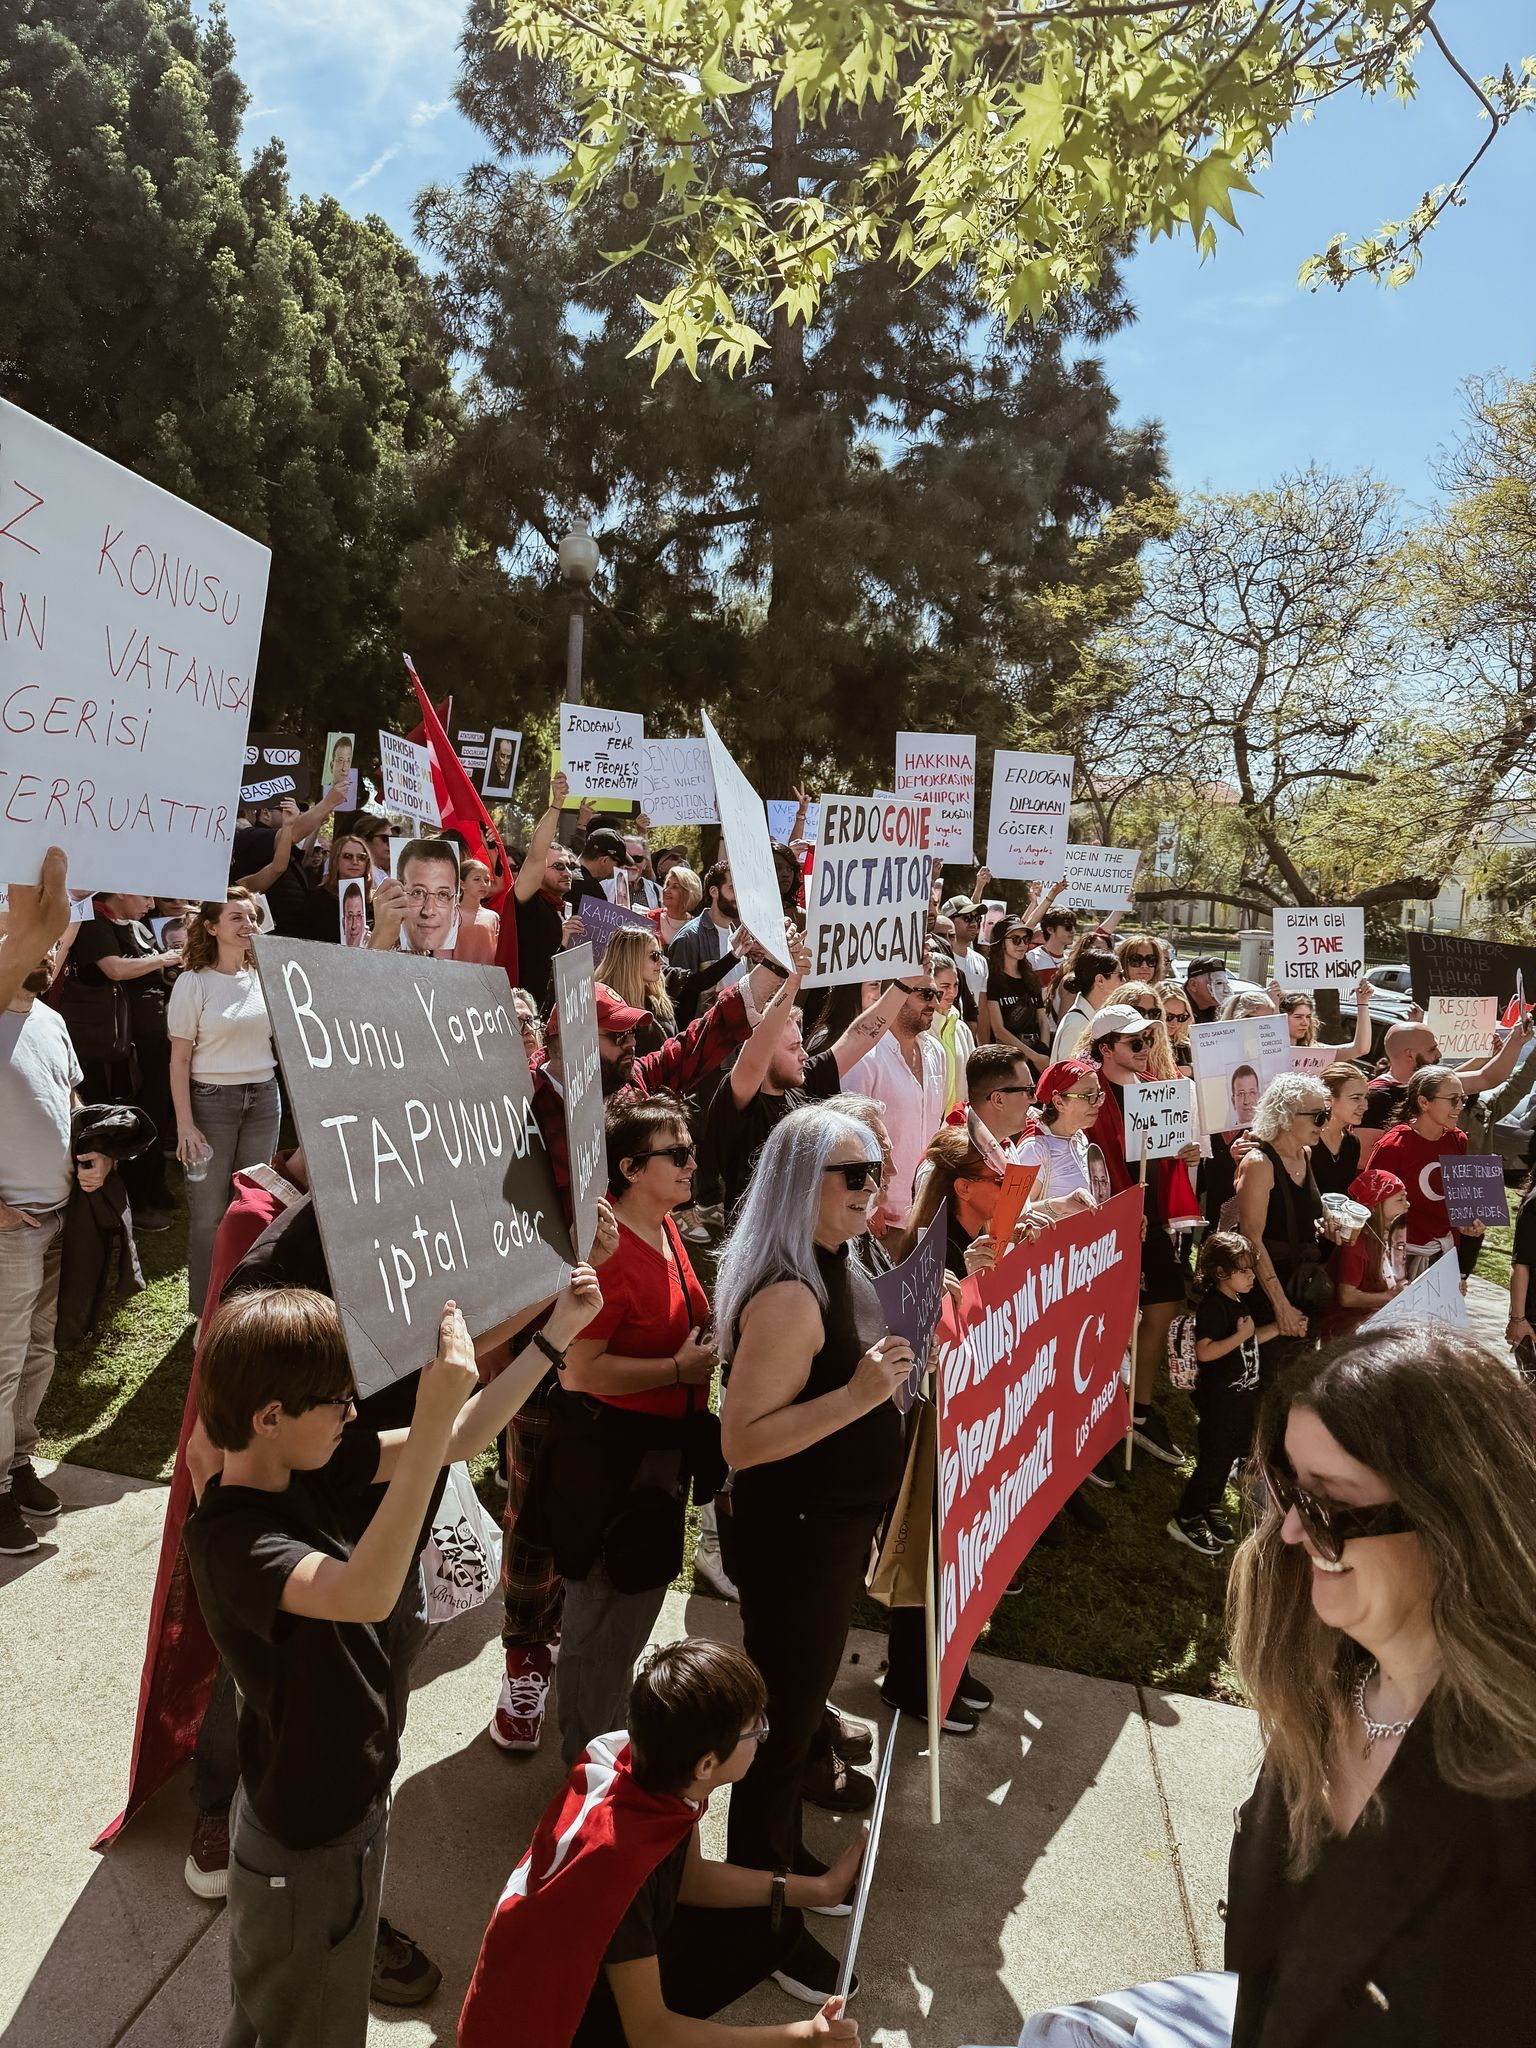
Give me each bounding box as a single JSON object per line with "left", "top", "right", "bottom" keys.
{"left": 1321, "top": 1193, "right": 1369, "bottom": 1242}
{"left": 183, "top": 1143, "right": 212, "bottom": 1185}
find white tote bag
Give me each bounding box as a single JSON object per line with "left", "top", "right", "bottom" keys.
{"left": 422, "top": 1462, "right": 503, "bottom": 1624}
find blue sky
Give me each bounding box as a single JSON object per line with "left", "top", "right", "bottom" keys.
{"left": 223, "top": 0, "right": 1535, "bottom": 505}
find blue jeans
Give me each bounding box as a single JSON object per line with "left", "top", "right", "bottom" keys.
{"left": 0, "top": 1206, "right": 64, "bottom": 1482}
{"left": 186, "top": 1077, "right": 281, "bottom": 1318}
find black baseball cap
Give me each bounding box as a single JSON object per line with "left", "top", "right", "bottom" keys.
{"left": 584, "top": 828, "right": 630, "bottom": 861}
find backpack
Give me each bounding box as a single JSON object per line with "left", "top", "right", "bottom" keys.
{"left": 1167, "top": 1310, "right": 1200, "bottom": 1392}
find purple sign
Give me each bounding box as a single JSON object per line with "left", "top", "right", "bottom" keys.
{"left": 871, "top": 1200, "right": 948, "bottom": 1414}
{"left": 1441, "top": 1154, "right": 1509, "bottom": 1229}
{"left": 572, "top": 892, "right": 653, "bottom": 965}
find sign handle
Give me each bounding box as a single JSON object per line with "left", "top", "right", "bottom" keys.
{"left": 925, "top": 1482, "right": 942, "bottom": 1826}
{"left": 1124, "top": 1149, "right": 1149, "bottom": 1473}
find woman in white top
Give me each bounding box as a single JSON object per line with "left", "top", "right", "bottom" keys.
{"left": 1014, "top": 1058, "right": 1107, "bottom": 1221}
{"left": 167, "top": 889, "right": 280, "bottom": 1318}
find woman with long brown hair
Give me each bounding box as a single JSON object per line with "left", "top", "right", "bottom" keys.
{"left": 298, "top": 832, "right": 374, "bottom": 942}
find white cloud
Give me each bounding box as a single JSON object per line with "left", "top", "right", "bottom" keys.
{"left": 411, "top": 96, "right": 453, "bottom": 126}
{"left": 346, "top": 142, "right": 403, "bottom": 194}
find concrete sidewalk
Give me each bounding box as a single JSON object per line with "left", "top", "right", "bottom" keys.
{"left": 3, "top": 1462, "right": 1259, "bottom": 2048}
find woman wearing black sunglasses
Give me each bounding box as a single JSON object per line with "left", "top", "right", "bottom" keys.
{"left": 1235, "top": 1075, "right": 1339, "bottom": 1380}
{"left": 1017, "top": 1326, "right": 1536, "bottom": 2047}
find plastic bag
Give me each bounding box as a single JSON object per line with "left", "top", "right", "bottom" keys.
{"left": 422, "top": 1462, "right": 503, "bottom": 1624}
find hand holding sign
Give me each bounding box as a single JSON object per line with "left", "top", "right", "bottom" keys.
{"left": 850, "top": 1334, "right": 916, "bottom": 1412}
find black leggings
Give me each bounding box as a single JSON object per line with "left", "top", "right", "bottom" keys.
{"left": 1177, "top": 1361, "right": 1259, "bottom": 1522}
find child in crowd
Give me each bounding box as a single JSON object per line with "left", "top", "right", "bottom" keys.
{"left": 1167, "top": 1232, "right": 1276, "bottom": 1559}
{"left": 1325, "top": 1166, "right": 1409, "bottom": 1338}
{"left": 184, "top": 1269, "right": 599, "bottom": 2048}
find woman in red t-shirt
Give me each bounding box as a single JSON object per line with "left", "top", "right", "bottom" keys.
{"left": 540, "top": 1094, "right": 719, "bottom": 1768}
{"left": 1369, "top": 1066, "right": 1486, "bottom": 1278}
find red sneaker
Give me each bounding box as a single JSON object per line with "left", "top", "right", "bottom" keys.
{"left": 489, "top": 1645, "right": 553, "bottom": 1753}
{"left": 185, "top": 1811, "right": 229, "bottom": 1900}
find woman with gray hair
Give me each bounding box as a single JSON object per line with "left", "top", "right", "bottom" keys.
{"left": 1236, "top": 1074, "right": 1336, "bottom": 1378}
{"left": 714, "top": 1101, "right": 915, "bottom": 2003}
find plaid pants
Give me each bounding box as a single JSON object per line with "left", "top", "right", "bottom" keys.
{"left": 501, "top": 1371, "right": 564, "bottom": 1650}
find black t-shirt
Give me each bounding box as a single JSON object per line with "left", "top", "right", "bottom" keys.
{"left": 1309, "top": 1128, "right": 1360, "bottom": 1199}
{"left": 183, "top": 1421, "right": 404, "bottom": 1847}
{"left": 573, "top": 1837, "right": 689, "bottom": 2045}
{"left": 70, "top": 916, "right": 170, "bottom": 1027}
{"left": 1194, "top": 1287, "right": 1260, "bottom": 1387}
{"left": 230, "top": 825, "right": 312, "bottom": 937}
{"left": 515, "top": 891, "right": 566, "bottom": 1010}
{"left": 1360, "top": 1077, "right": 1407, "bottom": 1131}
{"left": 1513, "top": 1191, "right": 1536, "bottom": 1275}
{"left": 707, "top": 1048, "right": 841, "bottom": 1222}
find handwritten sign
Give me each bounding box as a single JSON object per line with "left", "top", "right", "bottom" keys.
{"left": 935, "top": 1192, "right": 1141, "bottom": 1705}
{"left": 985, "top": 751, "right": 1073, "bottom": 882}
{"left": 1273, "top": 907, "right": 1365, "bottom": 989}
{"left": 1291, "top": 1045, "right": 1335, "bottom": 1078}
{"left": 991, "top": 1161, "right": 1041, "bottom": 1246}
{"left": 701, "top": 713, "right": 791, "bottom": 969}
{"left": 551, "top": 944, "right": 605, "bottom": 1260}
{"left": 1424, "top": 996, "right": 1499, "bottom": 1062}
{"left": 805, "top": 794, "right": 931, "bottom": 988}
{"left": 0, "top": 396, "right": 268, "bottom": 895}
{"left": 1190, "top": 1014, "right": 1292, "bottom": 1135}
{"left": 378, "top": 730, "right": 440, "bottom": 824}
{"left": 767, "top": 799, "right": 819, "bottom": 845}
{"left": 871, "top": 1200, "right": 949, "bottom": 1414}
{"left": 1408, "top": 932, "right": 1536, "bottom": 1006}
{"left": 1123, "top": 1078, "right": 1195, "bottom": 1161}
{"left": 1361, "top": 1247, "right": 1468, "bottom": 1336}
{"left": 894, "top": 733, "right": 975, "bottom": 863}
{"left": 640, "top": 737, "right": 718, "bottom": 825}
{"left": 560, "top": 704, "right": 642, "bottom": 801}
{"left": 1441, "top": 1155, "right": 1510, "bottom": 1229}
{"left": 256, "top": 936, "right": 572, "bottom": 1395}
{"left": 1059, "top": 844, "right": 1140, "bottom": 913}
{"left": 240, "top": 736, "right": 307, "bottom": 807}
{"left": 574, "top": 893, "right": 653, "bottom": 963}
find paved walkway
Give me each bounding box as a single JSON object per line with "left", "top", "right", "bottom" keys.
{"left": 1, "top": 1463, "right": 1259, "bottom": 2048}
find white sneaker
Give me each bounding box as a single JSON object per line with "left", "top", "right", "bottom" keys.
{"left": 692, "top": 1530, "right": 739, "bottom": 1603}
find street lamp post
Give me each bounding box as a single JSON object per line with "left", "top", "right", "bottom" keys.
{"left": 557, "top": 519, "right": 601, "bottom": 704}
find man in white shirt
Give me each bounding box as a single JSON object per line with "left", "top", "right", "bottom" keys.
{"left": 965, "top": 1043, "right": 1037, "bottom": 1155}
{"left": 940, "top": 899, "right": 990, "bottom": 1012}
{"left": 843, "top": 969, "right": 952, "bottom": 1231}
{"left": 1026, "top": 908, "right": 1077, "bottom": 986}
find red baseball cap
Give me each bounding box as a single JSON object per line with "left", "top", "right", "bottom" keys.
{"left": 594, "top": 983, "right": 648, "bottom": 1033}
{"left": 1034, "top": 1058, "right": 1098, "bottom": 1108}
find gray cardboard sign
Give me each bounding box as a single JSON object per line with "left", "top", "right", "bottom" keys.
{"left": 551, "top": 943, "right": 605, "bottom": 1261}
{"left": 255, "top": 936, "right": 572, "bottom": 1395}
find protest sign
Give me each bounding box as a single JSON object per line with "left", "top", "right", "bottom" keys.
{"left": 0, "top": 396, "right": 268, "bottom": 897}
{"left": 1152, "top": 821, "right": 1179, "bottom": 880}
{"left": 894, "top": 733, "right": 976, "bottom": 863}
{"left": 701, "top": 713, "right": 792, "bottom": 968}
{"left": 559, "top": 703, "right": 642, "bottom": 801}
{"left": 551, "top": 944, "right": 605, "bottom": 1261}
{"left": 1059, "top": 844, "right": 1140, "bottom": 913}
{"left": 1123, "top": 1079, "right": 1196, "bottom": 1161}
{"left": 323, "top": 731, "right": 359, "bottom": 809}
{"left": 985, "top": 752, "right": 1073, "bottom": 882}
{"left": 1190, "top": 1014, "right": 1292, "bottom": 1135}
{"left": 240, "top": 736, "right": 307, "bottom": 807}
{"left": 1441, "top": 1155, "right": 1510, "bottom": 1229}
{"left": 480, "top": 729, "right": 522, "bottom": 798}
{"left": 257, "top": 937, "right": 572, "bottom": 1396}
{"left": 1291, "top": 1045, "right": 1335, "bottom": 1078}
{"left": 641, "top": 737, "right": 718, "bottom": 825}
{"left": 990, "top": 1162, "right": 1041, "bottom": 1248}
{"left": 1362, "top": 1247, "right": 1468, "bottom": 1336}
{"left": 456, "top": 727, "right": 489, "bottom": 785}
{"left": 338, "top": 879, "right": 368, "bottom": 949}
{"left": 1408, "top": 932, "right": 1536, "bottom": 1007}
{"left": 767, "top": 799, "right": 819, "bottom": 845}
{"left": 1424, "top": 996, "right": 1499, "bottom": 1062}
{"left": 378, "top": 730, "right": 441, "bottom": 825}
{"left": 935, "top": 1190, "right": 1141, "bottom": 1704}
{"left": 572, "top": 892, "right": 652, "bottom": 964}
{"left": 871, "top": 1200, "right": 948, "bottom": 1414}
{"left": 1273, "top": 907, "right": 1365, "bottom": 989}
{"left": 805, "top": 794, "right": 931, "bottom": 987}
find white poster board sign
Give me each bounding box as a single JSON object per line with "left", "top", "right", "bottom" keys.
{"left": 805, "top": 795, "right": 931, "bottom": 988}
{"left": 701, "top": 713, "right": 791, "bottom": 969}
{"left": 559, "top": 704, "right": 642, "bottom": 801}
{"left": 894, "top": 732, "right": 975, "bottom": 863}
{"left": 0, "top": 397, "right": 268, "bottom": 896}
{"left": 985, "top": 751, "right": 1073, "bottom": 882}
{"left": 378, "top": 730, "right": 441, "bottom": 825}
{"left": 1059, "top": 843, "right": 1140, "bottom": 912}
{"left": 1290, "top": 1045, "right": 1335, "bottom": 1078}
{"left": 640, "top": 737, "right": 718, "bottom": 825}
{"left": 1425, "top": 996, "right": 1498, "bottom": 1062}
{"left": 1361, "top": 1247, "right": 1469, "bottom": 1335}
{"left": 768, "top": 800, "right": 819, "bottom": 845}
{"left": 1190, "top": 1014, "right": 1293, "bottom": 1135}
{"left": 1273, "top": 907, "right": 1366, "bottom": 989}
{"left": 1123, "top": 1079, "right": 1196, "bottom": 1161}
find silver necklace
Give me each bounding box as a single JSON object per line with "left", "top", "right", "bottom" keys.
{"left": 1351, "top": 1662, "right": 1415, "bottom": 1757}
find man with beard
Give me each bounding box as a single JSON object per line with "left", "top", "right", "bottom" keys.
{"left": 369, "top": 838, "right": 496, "bottom": 964}
{"left": 0, "top": 901, "right": 112, "bottom": 1556}
{"left": 491, "top": 944, "right": 797, "bottom": 1755}
{"left": 841, "top": 965, "right": 951, "bottom": 1232}
{"left": 512, "top": 772, "right": 582, "bottom": 1009}
{"left": 666, "top": 863, "right": 738, "bottom": 974}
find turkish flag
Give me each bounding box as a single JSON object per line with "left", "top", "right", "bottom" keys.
{"left": 934, "top": 1188, "right": 1143, "bottom": 1706}
{"left": 402, "top": 656, "right": 520, "bottom": 986}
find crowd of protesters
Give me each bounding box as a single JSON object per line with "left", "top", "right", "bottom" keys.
{"left": 4, "top": 745, "right": 1536, "bottom": 2048}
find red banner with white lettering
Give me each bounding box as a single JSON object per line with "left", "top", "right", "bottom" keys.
{"left": 935, "top": 1189, "right": 1143, "bottom": 1706}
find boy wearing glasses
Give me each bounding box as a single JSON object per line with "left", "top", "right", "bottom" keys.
{"left": 461, "top": 1639, "right": 862, "bottom": 2048}
{"left": 186, "top": 1275, "right": 601, "bottom": 2047}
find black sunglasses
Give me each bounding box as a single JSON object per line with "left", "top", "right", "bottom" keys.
{"left": 824, "top": 1160, "right": 882, "bottom": 1190}
{"left": 994, "top": 1083, "right": 1035, "bottom": 1097}
{"left": 1123, "top": 952, "right": 1159, "bottom": 966}
{"left": 638, "top": 1143, "right": 696, "bottom": 1169}
{"left": 1116, "top": 1030, "right": 1154, "bottom": 1053}
{"left": 1260, "top": 1448, "right": 1417, "bottom": 1565}
{"left": 1300, "top": 1108, "right": 1332, "bottom": 1127}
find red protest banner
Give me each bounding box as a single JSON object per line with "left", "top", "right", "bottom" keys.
{"left": 934, "top": 1189, "right": 1142, "bottom": 1706}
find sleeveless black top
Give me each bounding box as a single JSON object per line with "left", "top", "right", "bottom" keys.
{"left": 732, "top": 1242, "right": 906, "bottom": 1517}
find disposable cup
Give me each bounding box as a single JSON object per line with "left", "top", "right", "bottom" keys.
{"left": 183, "top": 1145, "right": 212, "bottom": 1185}
{"left": 1321, "top": 1193, "right": 1369, "bottom": 1242}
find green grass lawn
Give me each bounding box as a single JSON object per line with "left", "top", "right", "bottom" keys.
{"left": 38, "top": 1187, "right": 1522, "bottom": 1703}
